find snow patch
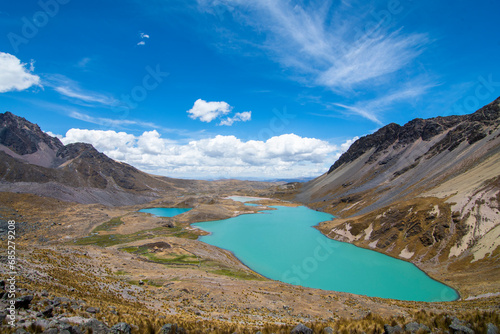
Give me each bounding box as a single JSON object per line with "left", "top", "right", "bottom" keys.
{"left": 399, "top": 246, "right": 414, "bottom": 259}
{"left": 332, "top": 223, "right": 357, "bottom": 242}
{"left": 364, "top": 223, "right": 373, "bottom": 241}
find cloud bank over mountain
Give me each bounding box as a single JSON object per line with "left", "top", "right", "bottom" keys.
{"left": 58, "top": 128, "right": 354, "bottom": 179}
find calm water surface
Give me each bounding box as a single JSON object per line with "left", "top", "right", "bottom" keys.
{"left": 193, "top": 197, "right": 458, "bottom": 302}
{"left": 139, "top": 207, "right": 192, "bottom": 217}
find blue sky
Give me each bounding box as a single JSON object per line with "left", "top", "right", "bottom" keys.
{"left": 0, "top": 0, "right": 499, "bottom": 179}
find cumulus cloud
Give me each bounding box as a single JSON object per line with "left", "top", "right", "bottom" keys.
{"left": 137, "top": 32, "right": 150, "bottom": 46}
{"left": 218, "top": 111, "right": 252, "bottom": 126}
{"left": 187, "top": 99, "right": 232, "bottom": 122}
{"left": 0, "top": 52, "right": 41, "bottom": 93}
{"left": 187, "top": 99, "right": 252, "bottom": 126}
{"left": 58, "top": 128, "right": 356, "bottom": 179}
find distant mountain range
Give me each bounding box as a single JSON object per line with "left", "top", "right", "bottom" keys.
{"left": 298, "top": 96, "right": 500, "bottom": 287}
{"left": 0, "top": 112, "right": 274, "bottom": 205}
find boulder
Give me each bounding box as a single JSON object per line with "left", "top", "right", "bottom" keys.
{"left": 15, "top": 295, "right": 33, "bottom": 309}
{"left": 449, "top": 317, "right": 474, "bottom": 334}
{"left": 487, "top": 323, "right": 499, "bottom": 334}
{"left": 42, "top": 329, "right": 59, "bottom": 334}
{"left": 33, "top": 319, "right": 51, "bottom": 330}
{"left": 86, "top": 307, "right": 99, "bottom": 314}
{"left": 384, "top": 324, "right": 403, "bottom": 334}
{"left": 42, "top": 306, "right": 54, "bottom": 318}
{"left": 290, "top": 323, "right": 313, "bottom": 334}
{"left": 323, "top": 327, "right": 334, "bottom": 334}
{"left": 83, "top": 318, "right": 110, "bottom": 334}
{"left": 14, "top": 329, "right": 29, "bottom": 334}
{"left": 161, "top": 323, "right": 186, "bottom": 334}
{"left": 405, "top": 322, "right": 430, "bottom": 333}
{"left": 110, "top": 322, "right": 132, "bottom": 334}
{"left": 53, "top": 297, "right": 73, "bottom": 306}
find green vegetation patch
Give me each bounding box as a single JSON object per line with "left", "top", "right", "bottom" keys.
{"left": 114, "top": 270, "right": 129, "bottom": 276}
{"left": 93, "top": 217, "right": 124, "bottom": 232}
{"left": 209, "top": 267, "right": 265, "bottom": 281}
{"left": 118, "top": 245, "right": 200, "bottom": 266}
{"left": 73, "top": 225, "right": 198, "bottom": 247}
{"left": 73, "top": 231, "right": 156, "bottom": 247}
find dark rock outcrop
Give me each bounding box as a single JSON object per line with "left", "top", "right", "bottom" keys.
{"left": 384, "top": 324, "right": 403, "bottom": 334}
{"left": 290, "top": 323, "right": 313, "bottom": 334}
{"left": 404, "top": 322, "right": 430, "bottom": 333}
{"left": 110, "top": 322, "right": 132, "bottom": 334}
{"left": 14, "top": 295, "right": 33, "bottom": 309}
{"left": 161, "top": 323, "right": 186, "bottom": 334}
{"left": 328, "top": 96, "right": 500, "bottom": 174}
{"left": 0, "top": 111, "right": 63, "bottom": 155}
{"left": 449, "top": 317, "right": 475, "bottom": 334}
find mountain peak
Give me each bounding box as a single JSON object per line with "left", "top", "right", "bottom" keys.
{"left": 0, "top": 111, "right": 64, "bottom": 155}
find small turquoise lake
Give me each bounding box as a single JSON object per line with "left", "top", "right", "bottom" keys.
{"left": 139, "top": 207, "right": 192, "bottom": 217}
{"left": 193, "top": 201, "right": 458, "bottom": 302}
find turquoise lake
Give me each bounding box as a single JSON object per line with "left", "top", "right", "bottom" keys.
{"left": 139, "top": 207, "right": 192, "bottom": 217}
{"left": 193, "top": 200, "right": 459, "bottom": 302}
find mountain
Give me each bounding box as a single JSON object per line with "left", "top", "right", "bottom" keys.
{"left": 297, "top": 97, "right": 500, "bottom": 294}
{"left": 0, "top": 112, "right": 274, "bottom": 205}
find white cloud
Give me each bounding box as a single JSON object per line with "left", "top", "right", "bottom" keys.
{"left": 0, "top": 52, "right": 41, "bottom": 93}
{"left": 332, "top": 82, "right": 435, "bottom": 124}
{"left": 58, "top": 128, "right": 356, "bottom": 179}
{"left": 187, "top": 99, "right": 233, "bottom": 122}
{"left": 54, "top": 86, "right": 117, "bottom": 105}
{"left": 76, "top": 57, "right": 91, "bottom": 68}
{"left": 218, "top": 111, "right": 252, "bottom": 126}
{"left": 68, "top": 110, "right": 159, "bottom": 129}
{"left": 45, "top": 75, "right": 118, "bottom": 106}
{"left": 138, "top": 32, "right": 150, "bottom": 46}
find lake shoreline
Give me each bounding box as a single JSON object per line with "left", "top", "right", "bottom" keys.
{"left": 190, "top": 196, "right": 459, "bottom": 302}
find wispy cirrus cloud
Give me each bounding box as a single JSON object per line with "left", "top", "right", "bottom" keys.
{"left": 68, "top": 110, "right": 159, "bottom": 128}
{"left": 45, "top": 74, "right": 118, "bottom": 107}
{"left": 332, "top": 82, "right": 436, "bottom": 124}
{"left": 197, "top": 0, "right": 430, "bottom": 123}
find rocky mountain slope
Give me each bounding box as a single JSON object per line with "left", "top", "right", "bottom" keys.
{"left": 297, "top": 97, "right": 500, "bottom": 296}
{"left": 0, "top": 112, "right": 274, "bottom": 206}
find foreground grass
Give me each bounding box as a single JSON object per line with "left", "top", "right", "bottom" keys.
{"left": 8, "top": 246, "right": 499, "bottom": 334}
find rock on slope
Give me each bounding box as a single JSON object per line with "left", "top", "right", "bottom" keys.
{"left": 297, "top": 97, "right": 500, "bottom": 293}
